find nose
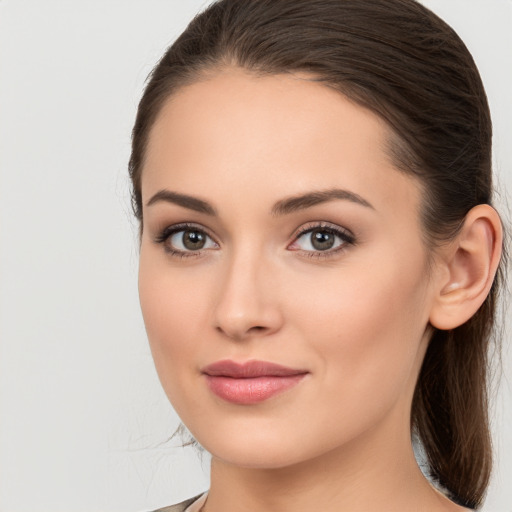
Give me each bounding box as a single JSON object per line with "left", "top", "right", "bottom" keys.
{"left": 213, "top": 249, "right": 284, "bottom": 341}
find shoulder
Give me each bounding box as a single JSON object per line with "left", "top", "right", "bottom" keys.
{"left": 151, "top": 493, "right": 205, "bottom": 512}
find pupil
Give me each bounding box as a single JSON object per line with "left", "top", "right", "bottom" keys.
{"left": 312, "top": 230, "right": 334, "bottom": 250}
{"left": 183, "top": 230, "right": 205, "bottom": 250}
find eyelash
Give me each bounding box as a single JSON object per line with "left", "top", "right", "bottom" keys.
{"left": 292, "top": 222, "right": 356, "bottom": 259}
{"left": 153, "top": 221, "right": 356, "bottom": 260}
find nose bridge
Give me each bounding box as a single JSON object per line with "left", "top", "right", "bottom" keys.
{"left": 213, "top": 241, "right": 282, "bottom": 340}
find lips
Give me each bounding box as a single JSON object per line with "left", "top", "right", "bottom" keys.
{"left": 202, "top": 360, "right": 308, "bottom": 405}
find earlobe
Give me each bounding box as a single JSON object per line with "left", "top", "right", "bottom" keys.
{"left": 429, "top": 204, "right": 503, "bottom": 331}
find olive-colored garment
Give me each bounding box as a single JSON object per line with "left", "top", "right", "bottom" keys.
{"left": 152, "top": 493, "right": 205, "bottom": 512}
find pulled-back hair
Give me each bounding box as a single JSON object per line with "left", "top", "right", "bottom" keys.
{"left": 128, "top": 0, "right": 507, "bottom": 507}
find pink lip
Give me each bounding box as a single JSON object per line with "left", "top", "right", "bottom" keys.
{"left": 202, "top": 360, "right": 308, "bottom": 405}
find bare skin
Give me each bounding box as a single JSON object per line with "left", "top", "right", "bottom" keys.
{"left": 138, "top": 67, "right": 500, "bottom": 512}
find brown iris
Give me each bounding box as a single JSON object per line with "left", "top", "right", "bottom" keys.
{"left": 310, "top": 229, "right": 335, "bottom": 250}
{"left": 182, "top": 230, "right": 207, "bottom": 250}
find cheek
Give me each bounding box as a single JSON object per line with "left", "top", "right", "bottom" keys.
{"left": 138, "top": 264, "right": 214, "bottom": 426}
{"left": 286, "top": 246, "right": 430, "bottom": 404}
{"left": 138, "top": 250, "right": 208, "bottom": 386}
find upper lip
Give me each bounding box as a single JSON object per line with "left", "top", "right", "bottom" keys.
{"left": 202, "top": 360, "right": 308, "bottom": 378}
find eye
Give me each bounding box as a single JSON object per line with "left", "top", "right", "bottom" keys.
{"left": 154, "top": 223, "right": 219, "bottom": 257}
{"left": 288, "top": 223, "right": 355, "bottom": 258}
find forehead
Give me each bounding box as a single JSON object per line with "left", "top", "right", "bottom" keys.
{"left": 142, "top": 67, "right": 422, "bottom": 220}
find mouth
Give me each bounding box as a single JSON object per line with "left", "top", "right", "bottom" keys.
{"left": 201, "top": 360, "right": 309, "bottom": 405}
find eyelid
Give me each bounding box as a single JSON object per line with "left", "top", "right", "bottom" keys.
{"left": 291, "top": 221, "right": 355, "bottom": 243}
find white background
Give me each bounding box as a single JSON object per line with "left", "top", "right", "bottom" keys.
{"left": 0, "top": 1, "right": 510, "bottom": 511}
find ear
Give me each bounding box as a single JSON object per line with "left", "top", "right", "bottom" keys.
{"left": 429, "top": 204, "right": 503, "bottom": 330}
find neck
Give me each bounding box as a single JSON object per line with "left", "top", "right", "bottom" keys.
{"left": 204, "top": 407, "right": 464, "bottom": 512}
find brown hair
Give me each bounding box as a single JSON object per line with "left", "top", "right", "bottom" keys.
{"left": 128, "top": 0, "right": 507, "bottom": 507}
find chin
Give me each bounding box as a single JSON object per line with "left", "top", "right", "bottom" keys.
{"left": 190, "top": 424, "right": 302, "bottom": 468}
{"left": 210, "top": 445, "right": 309, "bottom": 470}
{"left": 191, "top": 420, "right": 352, "bottom": 471}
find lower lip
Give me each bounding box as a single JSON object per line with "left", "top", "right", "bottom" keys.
{"left": 205, "top": 374, "right": 306, "bottom": 404}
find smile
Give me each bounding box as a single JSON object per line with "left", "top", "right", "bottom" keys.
{"left": 202, "top": 360, "right": 309, "bottom": 405}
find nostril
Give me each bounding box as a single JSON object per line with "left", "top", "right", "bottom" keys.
{"left": 215, "top": 323, "right": 269, "bottom": 341}
{"left": 247, "top": 326, "right": 268, "bottom": 335}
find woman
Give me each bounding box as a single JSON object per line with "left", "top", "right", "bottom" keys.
{"left": 128, "top": 0, "right": 506, "bottom": 510}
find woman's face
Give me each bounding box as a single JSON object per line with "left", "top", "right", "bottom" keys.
{"left": 138, "top": 68, "right": 438, "bottom": 468}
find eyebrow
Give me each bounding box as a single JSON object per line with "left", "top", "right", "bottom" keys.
{"left": 146, "top": 189, "right": 217, "bottom": 215}
{"left": 145, "top": 187, "right": 374, "bottom": 216}
{"left": 270, "top": 188, "right": 374, "bottom": 216}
